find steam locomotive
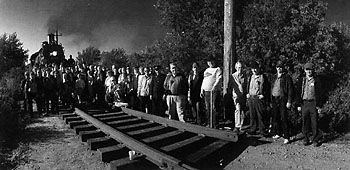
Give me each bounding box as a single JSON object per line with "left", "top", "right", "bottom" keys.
{"left": 30, "top": 31, "right": 65, "bottom": 66}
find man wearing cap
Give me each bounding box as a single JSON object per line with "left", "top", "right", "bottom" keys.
{"left": 270, "top": 61, "right": 294, "bottom": 144}
{"left": 246, "top": 61, "right": 270, "bottom": 135}
{"left": 188, "top": 62, "right": 204, "bottom": 125}
{"left": 297, "top": 62, "right": 323, "bottom": 147}
{"left": 200, "top": 58, "right": 222, "bottom": 128}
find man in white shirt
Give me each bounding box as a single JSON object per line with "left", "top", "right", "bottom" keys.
{"left": 138, "top": 67, "right": 152, "bottom": 113}
{"left": 200, "top": 58, "right": 222, "bottom": 128}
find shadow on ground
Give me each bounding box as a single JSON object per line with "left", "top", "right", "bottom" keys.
{"left": 193, "top": 134, "right": 272, "bottom": 170}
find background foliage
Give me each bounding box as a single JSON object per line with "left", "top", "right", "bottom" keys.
{"left": 0, "top": 33, "right": 27, "bottom": 78}
{"left": 0, "top": 34, "right": 26, "bottom": 149}
{"left": 76, "top": 46, "right": 101, "bottom": 66}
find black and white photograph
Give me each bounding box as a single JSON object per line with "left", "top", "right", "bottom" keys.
{"left": 0, "top": 0, "right": 349, "bottom": 170}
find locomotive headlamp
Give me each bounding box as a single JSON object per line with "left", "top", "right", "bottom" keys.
{"left": 51, "top": 51, "right": 57, "bottom": 56}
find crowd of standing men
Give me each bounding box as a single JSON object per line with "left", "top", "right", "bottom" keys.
{"left": 21, "top": 56, "right": 323, "bottom": 147}
{"left": 228, "top": 60, "right": 323, "bottom": 146}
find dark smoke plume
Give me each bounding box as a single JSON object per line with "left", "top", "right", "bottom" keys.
{"left": 46, "top": 0, "right": 164, "bottom": 53}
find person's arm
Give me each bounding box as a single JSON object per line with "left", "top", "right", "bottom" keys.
{"left": 262, "top": 74, "right": 270, "bottom": 102}
{"left": 315, "top": 77, "right": 323, "bottom": 108}
{"left": 148, "top": 76, "right": 153, "bottom": 99}
{"left": 187, "top": 74, "right": 192, "bottom": 100}
{"left": 183, "top": 75, "right": 189, "bottom": 96}
{"left": 286, "top": 75, "right": 294, "bottom": 108}
{"left": 200, "top": 77, "right": 205, "bottom": 98}
{"left": 212, "top": 67, "right": 222, "bottom": 91}
{"left": 246, "top": 75, "right": 251, "bottom": 99}
{"left": 137, "top": 76, "right": 142, "bottom": 97}
{"left": 230, "top": 74, "right": 237, "bottom": 98}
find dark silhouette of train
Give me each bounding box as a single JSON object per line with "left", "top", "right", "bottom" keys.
{"left": 30, "top": 31, "right": 65, "bottom": 66}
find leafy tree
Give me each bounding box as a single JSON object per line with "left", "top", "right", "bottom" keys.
{"left": 322, "top": 73, "right": 350, "bottom": 133}
{"left": 237, "top": 0, "right": 350, "bottom": 76}
{"left": 127, "top": 52, "right": 143, "bottom": 68}
{"left": 100, "top": 48, "right": 128, "bottom": 69}
{"left": 0, "top": 33, "right": 27, "bottom": 77}
{"left": 155, "top": 0, "right": 225, "bottom": 71}
{"left": 76, "top": 46, "right": 101, "bottom": 65}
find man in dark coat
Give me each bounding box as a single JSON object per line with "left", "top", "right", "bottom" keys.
{"left": 150, "top": 65, "right": 166, "bottom": 116}
{"left": 296, "top": 62, "right": 323, "bottom": 147}
{"left": 270, "top": 61, "right": 294, "bottom": 144}
{"left": 246, "top": 61, "right": 270, "bottom": 136}
{"left": 188, "top": 62, "right": 204, "bottom": 125}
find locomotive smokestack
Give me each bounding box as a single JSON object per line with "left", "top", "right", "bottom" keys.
{"left": 48, "top": 33, "right": 55, "bottom": 44}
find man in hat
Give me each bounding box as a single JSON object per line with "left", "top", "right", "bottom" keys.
{"left": 246, "top": 61, "right": 270, "bottom": 135}
{"left": 150, "top": 65, "right": 166, "bottom": 116}
{"left": 200, "top": 58, "right": 222, "bottom": 128}
{"left": 270, "top": 61, "right": 294, "bottom": 144}
{"left": 297, "top": 62, "right": 323, "bottom": 147}
{"left": 188, "top": 62, "right": 204, "bottom": 125}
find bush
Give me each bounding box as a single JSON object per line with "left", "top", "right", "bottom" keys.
{"left": 322, "top": 73, "right": 350, "bottom": 133}
{"left": 0, "top": 67, "right": 24, "bottom": 149}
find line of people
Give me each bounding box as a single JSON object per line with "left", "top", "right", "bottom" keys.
{"left": 21, "top": 58, "right": 323, "bottom": 146}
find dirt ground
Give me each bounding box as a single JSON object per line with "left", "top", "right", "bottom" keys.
{"left": 14, "top": 115, "right": 109, "bottom": 170}
{"left": 11, "top": 115, "right": 350, "bottom": 170}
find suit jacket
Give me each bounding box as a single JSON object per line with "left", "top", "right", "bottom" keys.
{"left": 150, "top": 73, "right": 166, "bottom": 100}
{"left": 188, "top": 73, "right": 203, "bottom": 102}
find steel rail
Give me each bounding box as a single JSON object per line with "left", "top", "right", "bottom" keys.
{"left": 122, "top": 107, "right": 238, "bottom": 142}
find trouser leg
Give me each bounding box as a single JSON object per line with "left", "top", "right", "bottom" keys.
{"left": 255, "top": 98, "right": 265, "bottom": 132}
{"left": 139, "top": 96, "right": 146, "bottom": 113}
{"left": 280, "top": 100, "right": 290, "bottom": 139}
{"left": 234, "top": 102, "right": 244, "bottom": 129}
{"left": 211, "top": 91, "right": 220, "bottom": 128}
{"left": 271, "top": 100, "right": 280, "bottom": 135}
{"left": 168, "top": 96, "right": 178, "bottom": 120}
{"left": 175, "top": 95, "right": 186, "bottom": 122}
{"left": 302, "top": 102, "right": 310, "bottom": 141}
{"left": 204, "top": 91, "right": 211, "bottom": 125}
{"left": 195, "top": 101, "right": 202, "bottom": 125}
{"left": 309, "top": 101, "right": 319, "bottom": 142}
{"left": 152, "top": 98, "right": 158, "bottom": 115}
{"left": 248, "top": 98, "right": 257, "bottom": 132}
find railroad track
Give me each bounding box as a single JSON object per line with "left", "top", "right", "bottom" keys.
{"left": 60, "top": 105, "right": 239, "bottom": 170}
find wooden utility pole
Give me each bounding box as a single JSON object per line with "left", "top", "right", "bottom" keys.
{"left": 223, "top": 0, "right": 236, "bottom": 96}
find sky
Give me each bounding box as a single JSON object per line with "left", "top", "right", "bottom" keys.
{"left": 0, "top": 0, "right": 165, "bottom": 58}
{"left": 0, "top": 0, "right": 348, "bottom": 59}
